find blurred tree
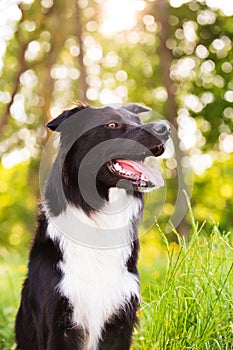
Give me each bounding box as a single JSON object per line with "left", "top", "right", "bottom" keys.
{"left": 0, "top": 0, "right": 233, "bottom": 249}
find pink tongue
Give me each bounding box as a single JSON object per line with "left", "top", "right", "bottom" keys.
{"left": 116, "top": 159, "right": 164, "bottom": 188}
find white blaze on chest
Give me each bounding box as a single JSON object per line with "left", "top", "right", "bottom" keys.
{"left": 46, "top": 188, "right": 141, "bottom": 350}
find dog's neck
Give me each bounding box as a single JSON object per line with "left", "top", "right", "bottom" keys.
{"left": 44, "top": 188, "right": 143, "bottom": 249}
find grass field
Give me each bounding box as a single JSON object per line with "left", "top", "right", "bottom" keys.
{"left": 0, "top": 209, "right": 232, "bottom": 349}
{"left": 0, "top": 250, "right": 27, "bottom": 350}
{"left": 135, "top": 224, "right": 233, "bottom": 350}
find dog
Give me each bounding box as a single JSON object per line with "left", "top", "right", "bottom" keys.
{"left": 15, "top": 103, "right": 169, "bottom": 350}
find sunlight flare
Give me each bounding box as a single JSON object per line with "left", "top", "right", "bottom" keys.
{"left": 100, "top": 0, "right": 145, "bottom": 36}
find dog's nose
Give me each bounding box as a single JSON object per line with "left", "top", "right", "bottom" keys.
{"left": 152, "top": 122, "right": 170, "bottom": 143}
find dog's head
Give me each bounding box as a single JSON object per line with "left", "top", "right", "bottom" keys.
{"left": 45, "top": 103, "right": 170, "bottom": 215}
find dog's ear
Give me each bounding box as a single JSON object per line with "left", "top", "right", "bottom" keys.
{"left": 46, "top": 110, "right": 73, "bottom": 131}
{"left": 46, "top": 103, "right": 89, "bottom": 131}
{"left": 122, "top": 104, "right": 151, "bottom": 114}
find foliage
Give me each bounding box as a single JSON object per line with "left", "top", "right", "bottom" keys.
{"left": 1, "top": 0, "right": 233, "bottom": 245}
{"left": 0, "top": 250, "right": 27, "bottom": 349}
{"left": 192, "top": 156, "right": 233, "bottom": 234}
{"left": 0, "top": 162, "right": 37, "bottom": 250}
{"left": 134, "top": 219, "right": 233, "bottom": 349}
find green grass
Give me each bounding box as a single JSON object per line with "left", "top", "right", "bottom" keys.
{"left": 0, "top": 213, "right": 232, "bottom": 349}
{"left": 134, "top": 223, "right": 233, "bottom": 350}
{"left": 0, "top": 250, "right": 27, "bottom": 349}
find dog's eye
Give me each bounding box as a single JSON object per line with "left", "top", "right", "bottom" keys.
{"left": 107, "top": 122, "right": 119, "bottom": 129}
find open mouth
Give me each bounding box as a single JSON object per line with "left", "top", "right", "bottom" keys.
{"left": 107, "top": 144, "right": 165, "bottom": 192}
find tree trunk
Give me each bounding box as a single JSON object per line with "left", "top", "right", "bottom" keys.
{"left": 0, "top": 4, "right": 28, "bottom": 138}
{"left": 154, "top": 0, "right": 191, "bottom": 239}
{"left": 155, "top": 0, "right": 177, "bottom": 127}
{"left": 39, "top": 1, "right": 68, "bottom": 123}
{"left": 75, "top": 2, "right": 89, "bottom": 103}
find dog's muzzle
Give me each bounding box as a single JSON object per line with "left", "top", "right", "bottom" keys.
{"left": 143, "top": 121, "right": 170, "bottom": 145}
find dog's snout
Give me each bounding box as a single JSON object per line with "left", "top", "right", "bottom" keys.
{"left": 153, "top": 122, "right": 169, "bottom": 135}
{"left": 152, "top": 122, "right": 170, "bottom": 143}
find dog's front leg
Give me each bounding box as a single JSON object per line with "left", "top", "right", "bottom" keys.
{"left": 99, "top": 295, "right": 139, "bottom": 350}
{"left": 47, "top": 297, "right": 85, "bottom": 350}
{"left": 47, "top": 327, "right": 85, "bottom": 350}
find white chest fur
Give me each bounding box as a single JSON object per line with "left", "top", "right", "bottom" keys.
{"left": 46, "top": 189, "right": 141, "bottom": 350}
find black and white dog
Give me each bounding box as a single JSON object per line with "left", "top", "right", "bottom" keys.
{"left": 15, "top": 103, "right": 169, "bottom": 350}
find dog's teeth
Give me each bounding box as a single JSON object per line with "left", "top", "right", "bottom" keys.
{"left": 140, "top": 179, "right": 147, "bottom": 187}
{"left": 113, "top": 162, "right": 146, "bottom": 180}
{"left": 132, "top": 174, "right": 138, "bottom": 180}
{"left": 141, "top": 174, "right": 148, "bottom": 181}
{"left": 114, "top": 163, "right": 122, "bottom": 171}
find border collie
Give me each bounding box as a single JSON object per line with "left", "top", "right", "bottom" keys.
{"left": 15, "top": 103, "right": 169, "bottom": 350}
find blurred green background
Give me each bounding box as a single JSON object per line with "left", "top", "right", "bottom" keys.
{"left": 0, "top": 0, "right": 232, "bottom": 251}
{"left": 0, "top": 0, "right": 233, "bottom": 348}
